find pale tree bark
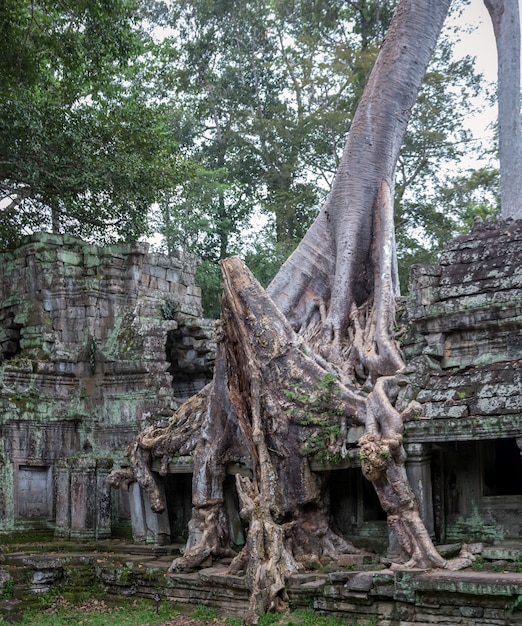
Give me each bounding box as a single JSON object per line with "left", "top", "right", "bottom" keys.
{"left": 108, "top": 1, "right": 481, "bottom": 622}
{"left": 269, "top": 0, "right": 452, "bottom": 376}
{"left": 484, "top": 0, "right": 522, "bottom": 219}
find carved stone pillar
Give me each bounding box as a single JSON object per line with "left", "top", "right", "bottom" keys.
{"left": 405, "top": 442, "right": 435, "bottom": 538}
{"left": 69, "top": 457, "right": 97, "bottom": 540}
{"left": 128, "top": 482, "right": 170, "bottom": 545}
{"left": 95, "top": 458, "right": 113, "bottom": 539}
{"left": 54, "top": 460, "right": 71, "bottom": 539}
{"left": 55, "top": 456, "right": 113, "bottom": 540}
{"left": 128, "top": 482, "right": 147, "bottom": 543}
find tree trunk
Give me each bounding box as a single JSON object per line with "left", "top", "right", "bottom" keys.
{"left": 484, "top": 0, "right": 522, "bottom": 219}
{"left": 169, "top": 258, "right": 366, "bottom": 620}
{"left": 51, "top": 202, "right": 61, "bottom": 233}
{"left": 108, "top": 1, "right": 481, "bottom": 622}
{"left": 269, "top": 0, "right": 452, "bottom": 368}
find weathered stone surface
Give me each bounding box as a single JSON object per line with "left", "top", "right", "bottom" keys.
{"left": 384, "top": 218, "right": 522, "bottom": 549}
{"left": 0, "top": 217, "right": 521, "bottom": 614}
{"left": 2, "top": 535, "right": 522, "bottom": 623}
{"left": 404, "top": 218, "right": 522, "bottom": 368}
{"left": 0, "top": 233, "right": 215, "bottom": 538}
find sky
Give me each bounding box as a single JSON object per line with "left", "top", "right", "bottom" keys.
{"left": 451, "top": 0, "right": 522, "bottom": 162}
{"left": 456, "top": 1, "right": 498, "bottom": 83}
{"left": 450, "top": 1, "right": 500, "bottom": 167}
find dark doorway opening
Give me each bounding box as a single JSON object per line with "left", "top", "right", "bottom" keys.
{"left": 164, "top": 473, "right": 193, "bottom": 543}
{"left": 483, "top": 438, "right": 522, "bottom": 496}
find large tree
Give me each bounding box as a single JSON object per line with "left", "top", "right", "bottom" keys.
{"left": 109, "top": 1, "right": 486, "bottom": 623}
{"left": 0, "top": 0, "right": 190, "bottom": 248}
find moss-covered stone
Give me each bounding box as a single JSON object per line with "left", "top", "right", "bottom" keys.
{"left": 0, "top": 233, "right": 213, "bottom": 538}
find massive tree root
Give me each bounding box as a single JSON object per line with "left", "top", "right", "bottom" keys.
{"left": 108, "top": 385, "right": 211, "bottom": 511}
{"left": 169, "top": 259, "right": 366, "bottom": 587}
{"left": 110, "top": 254, "right": 471, "bottom": 624}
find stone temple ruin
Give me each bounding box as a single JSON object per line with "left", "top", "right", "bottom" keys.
{"left": 0, "top": 233, "right": 215, "bottom": 540}
{"left": 0, "top": 220, "right": 521, "bottom": 620}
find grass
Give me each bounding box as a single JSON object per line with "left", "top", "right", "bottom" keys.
{"left": 14, "top": 597, "right": 178, "bottom": 626}
{"left": 0, "top": 596, "right": 375, "bottom": 626}
{"left": 257, "top": 609, "right": 376, "bottom": 625}
{"left": 192, "top": 605, "right": 219, "bottom": 621}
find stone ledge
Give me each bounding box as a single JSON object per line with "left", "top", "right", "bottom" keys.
{"left": 404, "top": 414, "right": 522, "bottom": 442}
{"left": 2, "top": 544, "right": 522, "bottom": 625}
{"left": 410, "top": 568, "right": 522, "bottom": 597}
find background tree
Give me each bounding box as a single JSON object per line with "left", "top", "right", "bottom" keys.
{"left": 396, "top": 165, "right": 500, "bottom": 287}
{"left": 149, "top": 0, "right": 280, "bottom": 315}
{"left": 484, "top": 0, "right": 522, "bottom": 219}
{"left": 1, "top": 0, "right": 497, "bottom": 273}
{"left": 151, "top": 0, "right": 489, "bottom": 316}
{"left": 0, "top": 0, "right": 191, "bottom": 248}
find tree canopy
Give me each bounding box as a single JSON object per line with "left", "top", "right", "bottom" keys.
{"left": 148, "top": 0, "right": 495, "bottom": 315}
{"left": 0, "top": 0, "right": 191, "bottom": 248}
{"left": 1, "top": 0, "right": 502, "bottom": 305}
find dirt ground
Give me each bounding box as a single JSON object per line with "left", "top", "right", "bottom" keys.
{"left": 41, "top": 596, "right": 235, "bottom": 625}
{"left": 154, "top": 615, "right": 225, "bottom": 626}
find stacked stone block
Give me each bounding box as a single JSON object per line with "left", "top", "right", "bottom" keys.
{"left": 0, "top": 233, "right": 215, "bottom": 537}
{"left": 401, "top": 218, "right": 522, "bottom": 428}
{"left": 404, "top": 216, "right": 522, "bottom": 368}
{"left": 399, "top": 217, "right": 522, "bottom": 544}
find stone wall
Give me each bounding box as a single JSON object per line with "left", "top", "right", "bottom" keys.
{"left": 319, "top": 217, "right": 522, "bottom": 550}
{"left": 398, "top": 217, "right": 522, "bottom": 544}
{"left": 124, "top": 217, "right": 522, "bottom": 551}
{"left": 0, "top": 233, "right": 215, "bottom": 536}
{"left": 1, "top": 218, "right": 521, "bottom": 553}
